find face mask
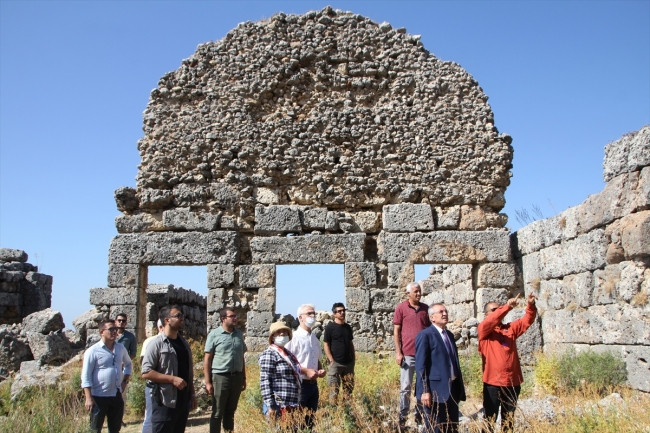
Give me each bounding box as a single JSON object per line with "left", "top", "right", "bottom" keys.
{"left": 305, "top": 316, "right": 316, "bottom": 328}
{"left": 274, "top": 335, "right": 290, "bottom": 347}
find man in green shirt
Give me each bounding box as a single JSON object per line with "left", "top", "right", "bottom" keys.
{"left": 203, "top": 308, "right": 247, "bottom": 433}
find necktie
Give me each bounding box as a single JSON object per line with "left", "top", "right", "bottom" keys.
{"left": 442, "top": 330, "right": 459, "bottom": 379}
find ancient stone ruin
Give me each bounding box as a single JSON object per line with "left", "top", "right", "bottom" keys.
{"left": 89, "top": 7, "right": 648, "bottom": 390}
{"left": 0, "top": 248, "right": 52, "bottom": 325}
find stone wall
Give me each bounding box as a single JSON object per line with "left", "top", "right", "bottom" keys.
{"left": 88, "top": 283, "right": 206, "bottom": 341}
{"left": 0, "top": 248, "right": 52, "bottom": 325}
{"left": 512, "top": 126, "right": 650, "bottom": 392}
{"left": 98, "top": 7, "right": 516, "bottom": 348}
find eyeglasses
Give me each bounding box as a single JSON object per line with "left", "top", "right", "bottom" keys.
{"left": 225, "top": 315, "right": 237, "bottom": 319}
{"left": 104, "top": 327, "right": 118, "bottom": 333}
{"left": 302, "top": 312, "right": 316, "bottom": 316}
{"left": 334, "top": 309, "right": 346, "bottom": 314}
{"left": 489, "top": 307, "right": 498, "bottom": 312}
{"left": 433, "top": 310, "right": 448, "bottom": 315}
{"left": 116, "top": 319, "right": 126, "bottom": 323}
{"left": 169, "top": 313, "right": 184, "bottom": 319}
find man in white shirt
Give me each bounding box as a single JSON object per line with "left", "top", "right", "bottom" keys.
{"left": 81, "top": 319, "right": 133, "bottom": 433}
{"left": 285, "top": 304, "right": 326, "bottom": 430}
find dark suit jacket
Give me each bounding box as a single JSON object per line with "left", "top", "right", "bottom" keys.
{"left": 415, "top": 325, "right": 466, "bottom": 403}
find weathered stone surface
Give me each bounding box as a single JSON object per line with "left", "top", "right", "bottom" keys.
{"left": 206, "top": 288, "right": 225, "bottom": 312}
{"left": 353, "top": 211, "right": 381, "bottom": 233}
{"left": 301, "top": 208, "right": 328, "bottom": 231}
{"left": 378, "top": 231, "right": 511, "bottom": 263}
{"left": 0, "top": 325, "right": 32, "bottom": 371}
{"left": 477, "top": 262, "right": 516, "bottom": 288}
{"left": 542, "top": 304, "right": 650, "bottom": 345}
{"left": 603, "top": 125, "right": 650, "bottom": 182}
{"left": 115, "top": 213, "right": 161, "bottom": 233}
{"left": 22, "top": 308, "right": 64, "bottom": 334}
{"left": 109, "top": 231, "right": 239, "bottom": 265}
{"left": 10, "top": 360, "right": 65, "bottom": 400}
{"left": 251, "top": 233, "right": 365, "bottom": 263}
{"left": 72, "top": 308, "right": 106, "bottom": 344}
{"left": 382, "top": 204, "right": 434, "bottom": 232}
{"left": 108, "top": 263, "right": 142, "bottom": 288}
{"left": 207, "top": 264, "right": 235, "bottom": 288}
{"left": 345, "top": 287, "right": 370, "bottom": 312}
{"left": 0, "top": 248, "right": 28, "bottom": 262}
{"left": 533, "top": 230, "right": 608, "bottom": 280}
{"left": 623, "top": 345, "right": 650, "bottom": 392}
{"left": 240, "top": 264, "right": 275, "bottom": 288}
{"left": 162, "top": 208, "right": 220, "bottom": 232}
{"left": 345, "top": 262, "right": 377, "bottom": 288}
{"left": 387, "top": 262, "right": 414, "bottom": 289}
{"left": 254, "top": 205, "right": 302, "bottom": 235}
{"left": 245, "top": 311, "right": 274, "bottom": 337}
{"left": 370, "top": 288, "right": 402, "bottom": 311}
{"left": 435, "top": 206, "right": 460, "bottom": 230}
{"left": 475, "top": 288, "right": 508, "bottom": 317}
{"left": 90, "top": 287, "right": 139, "bottom": 306}
{"left": 621, "top": 210, "right": 650, "bottom": 259}
{"left": 26, "top": 331, "right": 73, "bottom": 365}
{"left": 257, "top": 287, "right": 276, "bottom": 312}
{"left": 459, "top": 205, "right": 488, "bottom": 231}
{"left": 114, "top": 186, "right": 139, "bottom": 212}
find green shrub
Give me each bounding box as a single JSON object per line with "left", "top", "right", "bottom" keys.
{"left": 127, "top": 378, "right": 147, "bottom": 416}
{"left": 557, "top": 349, "right": 627, "bottom": 394}
{"left": 459, "top": 350, "right": 483, "bottom": 397}
{"left": 534, "top": 351, "right": 561, "bottom": 393}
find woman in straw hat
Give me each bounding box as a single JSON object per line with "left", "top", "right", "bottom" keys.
{"left": 259, "top": 321, "right": 318, "bottom": 427}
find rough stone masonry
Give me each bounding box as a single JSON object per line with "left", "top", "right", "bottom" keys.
{"left": 94, "top": 7, "right": 648, "bottom": 390}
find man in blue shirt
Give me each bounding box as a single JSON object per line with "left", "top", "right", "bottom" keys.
{"left": 81, "top": 319, "right": 133, "bottom": 433}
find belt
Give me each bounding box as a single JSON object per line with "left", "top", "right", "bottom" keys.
{"left": 302, "top": 379, "right": 317, "bottom": 384}
{"left": 214, "top": 371, "right": 242, "bottom": 376}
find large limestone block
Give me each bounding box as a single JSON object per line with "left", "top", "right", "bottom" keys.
{"left": 603, "top": 125, "right": 650, "bottom": 182}
{"left": 536, "top": 230, "right": 608, "bottom": 280}
{"left": 256, "top": 287, "right": 276, "bottom": 311}
{"left": 370, "top": 288, "right": 403, "bottom": 312}
{"left": 477, "top": 263, "right": 516, "bottom": 288}
{"left": 352, "top": 211, "right": 381, "bottom": 233}
{"left": 621, "top": 210, "right": 650, "bottom": 259}
{"left": 22, "top": 308, "right": 64, "bottom": 334}
{"left": 207, "top": 264, "right": 235, "bottom": 288}
{"left": 578, "top": 171, "right": 648, "bottom": 233}
{"left": 90, "top": 287, "right": 139, "bottom": 306}
{"left": 378, "top": 231, "right": 511, "bottom": 263}
{"left": 382, "top": 204, "right": 434, "bottom": 232}
{"left": 0, "top": 249, "right": 28, "bottom": 262}
{"left": 26, "top": 331, "right": 73, "bottom": 365}
{"left": 250, "top": 233, "right": 365, "bottom": 264}
{"left": 246, "top": 311, "right": 274, "bottom": 337}
{"left": 387, "top": 262, "right": 414, "bottom": 289}
{"left": 107, "top": 264, "right": 142, "bottom": 288}
{"left": 345, "top": 262, "right": 377, "bottom": 288}
{"left": 345, "top": 287, "right": 370, "bottom": 312}
{"left": 441, "top": 264, "right": 473, "bottom": 286}
{"left": 239, "top": 264, "right": 275, "bottom": 288}
{"left": 255, "top": 205, "right": 302, "bottom": 235}
{"left": 623, "top": 345, "right": 650, "bottom": 392}
{"left": 435, "top": 206, "right": 461, "bottom": 230}
{"left": 109, "top": 231, "right": 239, "bottom": 265}
{"left": 162, "top": 208, "right": 220, "bottom": 232}
{"left": 443, "top": 280, "right": 474, "bottom": 304}
{"left": 115, "top": 213, "right": 161, "bottom": 233}
{"left": 512, "top": 215, "right": 565, "bottom": 256}
{"left": 0, "top": 326, "right": 32, "bottom": 372}
{"left": 206, "top": 288, "right": 225, "bottom": 312}
{"left": 475, "top": 288, "right": 508, "bottom": 316}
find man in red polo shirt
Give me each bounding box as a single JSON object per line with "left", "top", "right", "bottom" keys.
{"left": 393, "top": 281, "right": 430, "bottom": 430}
{"left": 478, "top": 292, "right": 537, "bottom": 433}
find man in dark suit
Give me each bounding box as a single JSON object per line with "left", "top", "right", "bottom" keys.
{"left": 415, "top": 303, "right": 466, "bottom": 433}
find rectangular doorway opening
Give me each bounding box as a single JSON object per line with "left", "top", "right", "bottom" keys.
{"left": 276, "top": 264, "right": 344, "bottom": 318}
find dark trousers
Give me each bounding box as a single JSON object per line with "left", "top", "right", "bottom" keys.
{"left": 483, "top": 383, "right": 521, "bottom": 433}
{"left": 151, "top": 390, "right": 190, "bottom": 433}
{"left": 89, "top": 392, "right": 124, "bottom": 433}
{"left": 300, "top": 380, "right": 319, "bottom": 429}
{"left": 210, "top": 372, "right": 244, "bottom": 433}
{"left": 416, "top": 396, "right": 459, "bottom": 433}
{"left": 327, "top": 361, "right": 354, "bottom": 404}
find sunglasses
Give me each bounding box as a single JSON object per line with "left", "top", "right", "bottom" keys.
{"left": 104, "top": 327, "right": 118, "bottom": 333}
{"left": 334, "top": 309, "right": 346, "bottom": 314}
{"left": 489, "top": 307, "right": 498, "bottom": 312}
{"left": 116, "top": 319, "right": 126, "bottom": 323}
{"left": 169, "top": 313, "right": 184, "bottom": 319}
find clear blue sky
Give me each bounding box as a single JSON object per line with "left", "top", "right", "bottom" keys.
{"left": 1, "top": 0, "right": 648, "bottom": 328}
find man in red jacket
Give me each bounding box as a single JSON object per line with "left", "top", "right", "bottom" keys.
{"left": 478, "top": 292, "right": 537, "bottom": 433}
